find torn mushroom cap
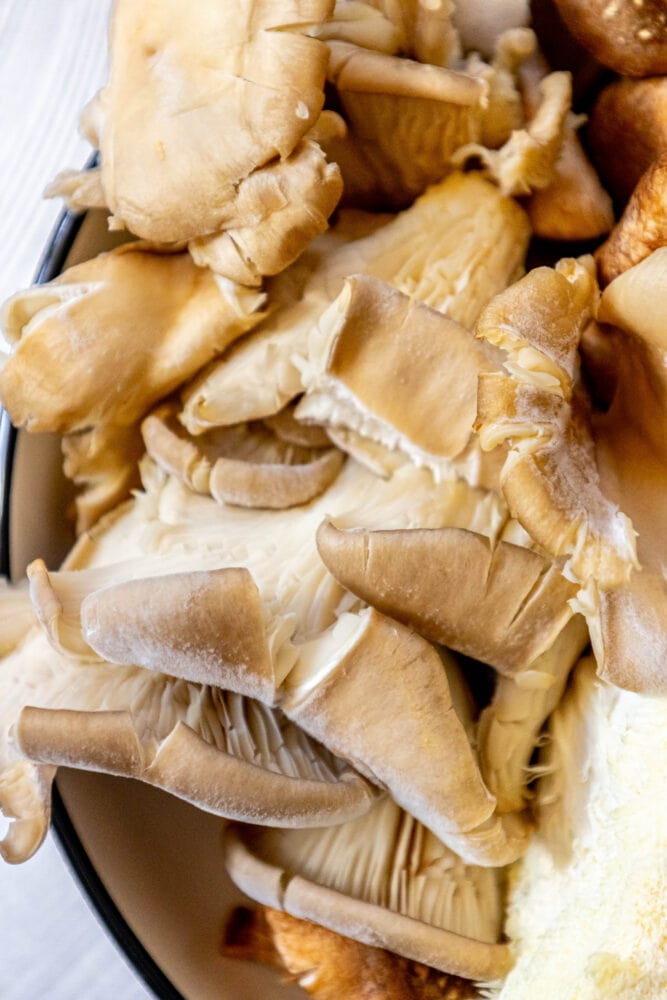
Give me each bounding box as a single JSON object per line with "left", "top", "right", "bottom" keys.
{"left": 282, "top": 608, "right": 531, "bottom": 867}
{"left": 0, "top": 243, "right": 265, "bottom": 435}
{"left": 475, "top": 260, "right": 639, "bottom": 590}
{"left": 595, "top": 154, "right": 667, "bottom": 287}
{"left": 295, "top": 275, "right": 507, "bottom": 490}
{"left": 180, "top": 172, "right": 530, "bottom": 434}
{"left": 224, "top": 795, "right": 512, "bottom": 982}
{"left": 316, "top": 520, "right": 577, "bottom": 676}
{"left": 452, "top": 70, "right": 571, "bottom": 197}
{"left": 553, "top": 0, "right": 667, "bottom": 77}
{"left": 477, "top": 614, "right": 589, "bottom": 814}
{"left": 0, "top": 627, "right": 375, "bottom": 863}
{"left": 519, "top": 52, "right": 612, "bottom": 242}
{"left": 92, "top": 0, "right": 335, "bottom": 244}
{"left": 142, "top": 404, "right": 343, "bottom": 509}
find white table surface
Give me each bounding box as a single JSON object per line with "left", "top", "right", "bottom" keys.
{"left": 0, "top": 3, "right": 152, "bottom": 997}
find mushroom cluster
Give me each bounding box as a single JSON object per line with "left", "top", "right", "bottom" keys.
{"left": 1, "top": 1, "right": 666, "bottom": 998}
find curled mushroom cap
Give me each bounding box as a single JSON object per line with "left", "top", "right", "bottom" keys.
{"left": 224, "top": 796, "right": 513, "bottom": 982}
{"left": 553, "top": 0, "right": 667, "bottom": 77}
{"left": 0, "top": 627, "right": 375, "bottom": 864}
{"left": 295, "top": 274, "right": 507, "bottom": 490}
{"left": 88, "top": 0, "right": 339, "bottom": 248}
{"left": 282, "top": 608, "right": 531, "bottom": 867}
{"left": 180, "top": 172, "right": 530, "bottom": 434}
{"left": 316, "top": 520, "right": 577, "bottom": 676}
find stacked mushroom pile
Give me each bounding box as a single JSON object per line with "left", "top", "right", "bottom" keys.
{"left": 0, "top": 1, "right": 666, "bottom": 998}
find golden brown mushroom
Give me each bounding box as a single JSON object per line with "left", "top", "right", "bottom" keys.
{"left": 553, "top": 0, "right": 667, "bottom": 77}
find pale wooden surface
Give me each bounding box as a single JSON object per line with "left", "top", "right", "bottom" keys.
{"left": 0, "top": 2, "right": 151, "bottom": 997}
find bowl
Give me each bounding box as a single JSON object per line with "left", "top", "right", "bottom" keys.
{"left": 4, "top": 205, "right": 304, "bottom": 1000}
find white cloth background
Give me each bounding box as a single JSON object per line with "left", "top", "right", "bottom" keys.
{"left": 0, "top": 3, "right": 151, "bottom": 997}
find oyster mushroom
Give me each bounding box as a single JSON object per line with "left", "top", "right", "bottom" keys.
{"left": 595, "top": 153, "right": 667, "bottom": 286}
{"left": 316, "top": 521, "right": 577, "bottom": 676}
{"left": 519, "top": 52, "right": 613, "bottom": 241}
{"left": 0, "top": 244, "right": 265, "bottom": 528}
{"left": 477, "top": 615, "right": 589, "bottom": 814}
{"left": 0, "top": 627, "right": 375, "bottom": 865}
{"left": 552, "top": 0, "right": 667, "bottom": 77}
{"left": 142, "top": 403, "right": 343, "bottom": 509}
{"left": 223, "top": 906, "right": 477, "bottom": 1000}
{"left": 180, "top": 172, "right": 530, "bottom": 434}
{"left": 295, "top": 274, "right": 508, "bottom": 490}
{"left": 453, "top": 0, "right": 530, "bottom": 59}
{"left": 224, "top": 796, "right": 513, "bottom": 981}
{"left": 52, "top": 0, "right": 343, "bottom": 283}
{"left": 496, "top": 658, "right": 667, "bottom": 999}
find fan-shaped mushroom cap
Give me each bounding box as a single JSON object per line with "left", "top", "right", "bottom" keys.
{"left": 477, "top": 615, "right": 589, "bottom": 814}
{"left": 224, "top": 796, "right": 512, "bottom": 981}
{"left": 91, "top": 0, "right": 337, "bottom": 241}
{"left": 498, "top": 658, "right": 667, "bottom": 998}
{"left": 0, "top": 627, "right": 375, "bottom": 864}
{"left": 453, "top": 70, "right": 571, "bottom": 196}
{"left": 552, "top": 0, "right": 667, "bottom": 77}
{"left": 295, "top": 275, "right": 506, "bottom": 490}
{"left": 316, "top": 520, "right": 577, "bottom": 676}
{"left": 142, "top": 403, "right": 343, "bottom": 509}
{"left": 588, "top": 75, "right": 667, "bottom": 204}
{"left": 595, "top": 154, "right": 667, "bottom": 286}
{"left": 283, "top": 608, "right": 531, "bottom": 866}
{"left": 180, "top": 173, "right": 530, "bottom": 434}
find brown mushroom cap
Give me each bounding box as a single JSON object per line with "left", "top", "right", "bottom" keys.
{"left": 316, "top": 520, "right": 577, "bottom": 676}
{"left": 209, "top": 449, "right": 344, "bottom": 509}
{"left": 224, "top": 796, "right": 513, "bottom": 981}
{"left": 553, "top": 0, "right": 667, "bottom": 77}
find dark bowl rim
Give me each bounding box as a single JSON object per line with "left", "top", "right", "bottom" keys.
{"left": 1, "top": 194, "right": 184, "bottom": 1000}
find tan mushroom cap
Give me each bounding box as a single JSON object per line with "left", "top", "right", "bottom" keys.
{"left": 283, "top": 608, "right": 531, "bottom": 866}
{"left": 180, "top": 173, "right": 530, "bottom": 434}
{"left": 142, "top": 403, "right": 343, "bottom": 509}
{"left": 263, "top": 403, "right": 331, "bottom": 450}
{"left": 80, "top": 568, "right": 276, "bottom": 703}
{"left": 224, "top": 797, "right": 513, "bottom": 981}
{"left": 0, "top": 244, "right": 265, "bottom": 435}
{"left": 296, "top": 275, "right": 507, "bottom": 486}
{"left": 454, "top": 0, "right": 529, "bottom": 58}
{"left": 588, "top": 75, "right": 667, "bottom": 204}
{"left": 94, "top": 0, "right": 335, "bottom": 244}
{"left": 553, "top": 0, "right": 667, "bottom": 77}
{"left": 316, "top": 520, "right": 577, "bottom": 676}
{"left": 0, "top": 626, "right": 376, "bottom": 863}
{"left": 519, "top": 53, "right": 612, "bottom": 242}
{"left": 595, "top": 154, "right": 667, "bottom": 286}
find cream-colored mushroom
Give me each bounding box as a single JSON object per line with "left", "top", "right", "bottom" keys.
{"left": 0, "top": 627, "right": 375, "bottom": 864}
{"left": 180, "top": 172, "right": 530, "bottom": 434}
{"left": 142, "top": 403, "right": 343, "bottom": 509}
{"left": 316, "top": 520, "right": 577, "bottom": 676}
{"left": 224, "top": 796, "right": 513, "bottom": 981}
{"left": 496, "top": 658, "right": 667, "bottom": 999}
{"left": 453, "top": 0, "right": 529, "bottom": 58}
{"left": 0, "top": 244, "right": 266, "bottom": 527}
{"left": 477, "top": 615, "right": 589, "bottom": 814}
{"left": 52, "top": 0, "right": 344, "bottom": 283}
